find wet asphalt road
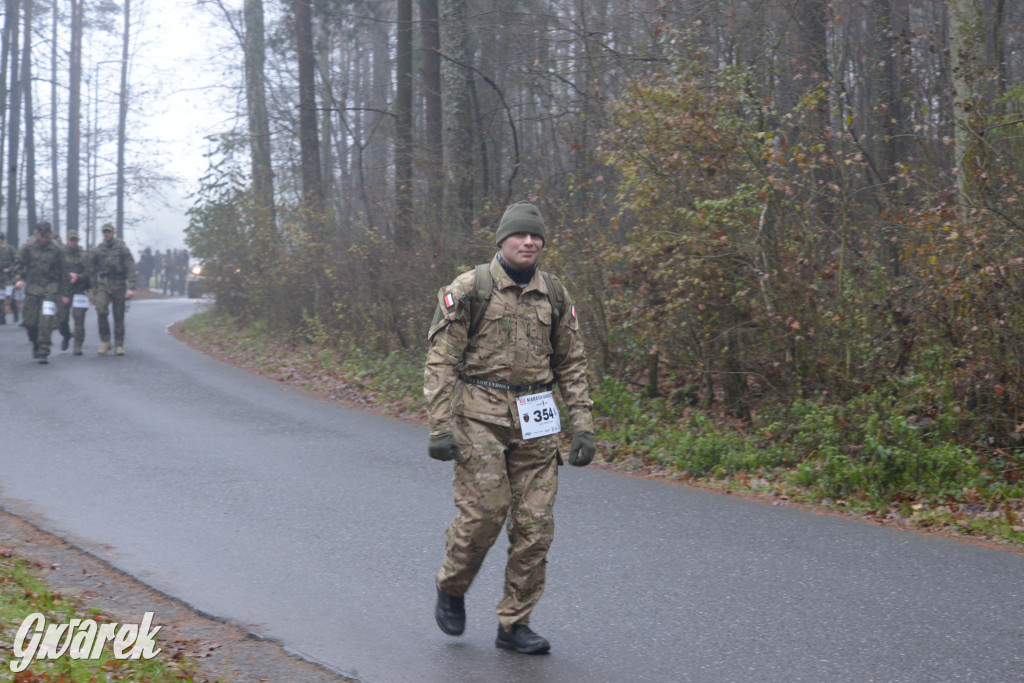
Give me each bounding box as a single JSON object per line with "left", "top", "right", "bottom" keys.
{"left": 1, "top": 297, "right": 1023, "bottom": 682}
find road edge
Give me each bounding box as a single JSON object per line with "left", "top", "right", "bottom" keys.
{"left": 0, "top": 504, "right": 356, "bottom": 682}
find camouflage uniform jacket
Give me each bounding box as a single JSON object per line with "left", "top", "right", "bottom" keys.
{"left": 63, "top": 244, "right": 91, "bottom": 294}
{"left": 425, "top": 255, "right": 594, "bottom": 437}
{"left": 89, "top": 238, "right": 136, "bottom": 291}
{"left": 13, "top": 237, "right": 68, "bottom": 297}
{"left": 0, "top": 240, "right": 14, "bottom": 286}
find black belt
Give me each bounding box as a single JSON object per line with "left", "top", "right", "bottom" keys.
{"left": 458, "top": 375, "right": 552, "bottom": 393}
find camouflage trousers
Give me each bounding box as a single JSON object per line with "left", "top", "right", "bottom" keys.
{"left": 437, "top": 415, "right": 560, "bottom": 629}
{"left": 23, "top": 293, "right": 58, "bottom": 357}
{"left": 93, "top": 287, "right": 127, "bottom": 345}
{"left": 59, "top": 298, "right": 88, "bottom": 344}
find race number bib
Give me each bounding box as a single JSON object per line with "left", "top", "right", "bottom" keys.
{"left": 72, "top": 294, "right": 89, "bottom": 309}
{"left": 3, "top": 285, "right": 11, "bottom": 297}
{"left": 41, "top": 300, "right": 57, "bottom": 317}
{"left": 517, "top": 391, "right": 561, "bottom": 440}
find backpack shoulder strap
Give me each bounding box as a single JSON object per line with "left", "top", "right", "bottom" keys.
{"left": 541, "top": 270, "right": 566, "bottom": 333}
{"left": 468, "top": 263, "right": 493, "bottom": 339}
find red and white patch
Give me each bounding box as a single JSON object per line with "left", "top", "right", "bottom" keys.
{"left": 444, "top": 292, "right": 456, "bottom": 309}
{"left": 571, "top": 305, "right": 577, "bottom": 320}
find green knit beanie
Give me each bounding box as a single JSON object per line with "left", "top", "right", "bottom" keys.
{"left": 495, "top": 201, "right": 546, "bottom": 246}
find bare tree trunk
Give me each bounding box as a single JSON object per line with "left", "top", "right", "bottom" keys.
{"left": 20, "top": 0, "right": 34, "bottom": 231}
{"left": 0, "top": 0, "right": 15, "bottom": 244}
{"left": 49, "top": 0, "right": 59, "bottom": 234}
{"left": 395, "top": 0, "right": 413, "bottom": 247}
{"left": 948, "top": 0, "right": 988, "bottom": 222}
{"left": 316, "top": 41, "right": 334, "bottom": 227}
{"left": 66, "top": 0, "right": 83, "bottom": 242}
{"left": 244, "top": 0, "right": 275, "bottom": 234}
{"left": 5, "top": 0, "right": 19, "bottom": 243}
{"left": 115, "top": 0, "right": 130, "bottom": 239}
{"left": 419, "top": 0, "right": 441, "bottom": 219}
{"left": 989, "top": 0, "right": 1007, "bottom": 104}
{"left": 338, "top": 37, "right": 360, "bottom": 227}
{"left": 870, "top": 0, "right": 906, "bottom": 276}
{"left": 365, "top": 12, "right": 390, "bottom": 230}
{"left": 86, "top": 76, "right": 97, "bottom": 249}
{"left": 439, "top": 0, "right": 474, "bottom": 243}
{"left": 293, "top": 0, "right": 324, "bottom": 236}
{"left": 795, "top": 0, "right": 835, "bottom": 228}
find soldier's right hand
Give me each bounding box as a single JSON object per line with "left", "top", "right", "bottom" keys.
{"left": 429, "top": 433, "right": 462, "bottom": 462}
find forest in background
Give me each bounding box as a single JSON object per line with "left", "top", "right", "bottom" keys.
{"left": 178, "top": 0, "right": 1024, "bottom": 516}
{"left": 63, "top": 0, "right": 1021, "bottom": 528}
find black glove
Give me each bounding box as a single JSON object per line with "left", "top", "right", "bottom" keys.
{"left": 429, "top": 432, "right": 462, "bottom": 462}
{"left": 568, "top": 431, "right": 596, "bottom": 467}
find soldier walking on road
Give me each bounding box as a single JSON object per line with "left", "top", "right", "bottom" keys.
{"left": 12, "top": 221, "right": 69, "bottom": 364}
{"left": 137, "top": 247, "right": 153, "bottom": 291}
{"left": 425, "top": 200, "right": 596, "bottom": 655}
{"left": 0, "top": 232, "right": 14, "bottom": 324}
{"left": 89, "top": 223, "right": 136, "bottom": 356}
{"left": 58, "top": 230, "right": 91, "bottom": 355}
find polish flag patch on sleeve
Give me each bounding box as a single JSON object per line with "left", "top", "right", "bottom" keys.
{"left": 571, "top": 304, "right": 577, "bottom": 320}
{"left": 444, "top": 292, "right": 456, "bottom": 310}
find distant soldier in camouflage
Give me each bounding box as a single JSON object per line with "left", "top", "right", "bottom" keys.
{"left": 0, "top": 232, "right": 14, "bottom": 324}
{"left": 13, "top": 221, "right": 69, "bottom": 364}
{"left": 425, "top": 200, "right": 596, "bottom": 655}
{"left": 58, "top": 230, "right": 91, "bottom": 356}
{"left": 89, "top": 223, "right": 136, "bottom": 356}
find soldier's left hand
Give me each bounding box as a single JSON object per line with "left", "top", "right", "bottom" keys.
{"left": 568, "top": 431, "right": 596, "bottom": 467}
{"left": 125, "top": 289, "right": 135, "bottom": 300}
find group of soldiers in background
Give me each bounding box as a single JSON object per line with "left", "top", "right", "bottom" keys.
{"left": 0, "top": 232, "right": 18, "bottom": 323}
{"left": 0, "top": 221, "right": 177, "bottom": 364}
{"left": 136, "top": 247, "right": 190, "bottom": 296}
{"left": 2, "top": 221, "right": 136, "bottom": 363}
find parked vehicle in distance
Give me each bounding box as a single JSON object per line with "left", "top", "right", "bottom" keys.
{"left": 187, "top": 262, "right": 205, "bottom": 298}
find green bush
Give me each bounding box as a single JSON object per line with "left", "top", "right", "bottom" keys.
{"left": 779, "top": 377, "right": 983, "bottom": 505}
{"left": 594, "top": 377, "right": 787, "bottom": 477}
{"left": 596, "top": 373, "right": 989, "bottom": 507}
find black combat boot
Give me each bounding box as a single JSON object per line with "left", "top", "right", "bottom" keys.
{"left": 495, "top": 624, "right": 550, "bottom": 654}
{"left": 434, "top": 586, "right": 465, "bottom": 636}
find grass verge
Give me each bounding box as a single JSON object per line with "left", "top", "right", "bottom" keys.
{"left": 180, "top": 311, "right": 424, "bottom": 422}
{"left": 0, "top": 550, "right": 208, "bottom": 681}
